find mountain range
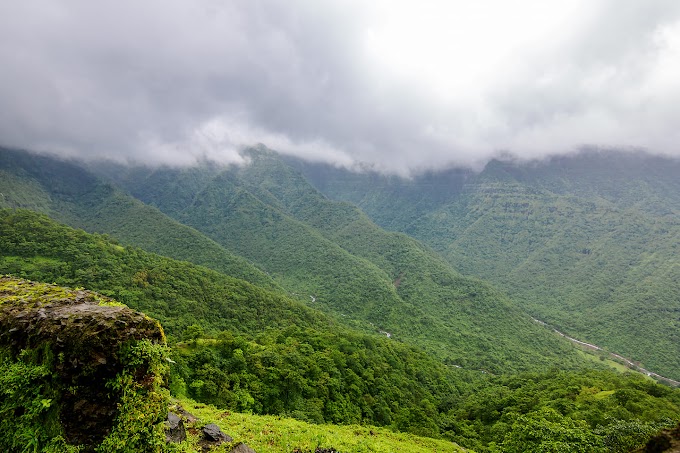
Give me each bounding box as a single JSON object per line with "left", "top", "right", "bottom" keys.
{"left": 2, "top": 145, "right": 680, "bottom": 451}
{"left": 291, "top": 150, "right": 680, "bottom": 380}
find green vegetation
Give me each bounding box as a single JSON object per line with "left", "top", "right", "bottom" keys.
{"left": 172, "top": 397, "right": 467, "bottom": 452}
{"left": 99, "top": 148, "right": 583, "bottom": 374}
{"left": 4, "top": 277, "right": 678, "bottom": 452}
{"left": 0, "top": 147, "right": 278, "bottom": 290}
{"left": 96, "top": 340, "right": 170, "bottom": 452}
{"left": 0, "top": 209, "right": 333, "bottom": 338}
{"left": 296, "top": 150, "right": 680, "bottom": 380}
{"left": 170, "top": 338, "right": 680, "bottom": 452}
{"left": 443, "top": 369, "right": 680, "bottom": 452}
{"left": 0, "top": 354, "right": 79, "bottom": 452}
{"left": 285, "top": 156, "right": 470, "bottom": 233}
{"left": 408, "top": 155, "right": 680, "bottom": 379}
{"left": 0, "top": 211, "right": 482, "bottom": 441}
{"left": 171, "top": 326, "right": 474, "bottom": 437}
{"left": 172, "top": 328, "right": 680, "bottom": 452}
{"left": 3, "top": 147, "right": 680, "bottom": 451}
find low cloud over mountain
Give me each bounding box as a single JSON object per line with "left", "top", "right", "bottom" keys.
{"left": 1, "top": 1, "right": 680, "bottom": 174}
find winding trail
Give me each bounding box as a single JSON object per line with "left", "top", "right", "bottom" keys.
{"left": 532, "top": 317, "right": 680, "bottom": 387}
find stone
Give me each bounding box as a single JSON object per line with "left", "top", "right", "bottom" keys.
{"left": 165, "top": 412, "right": 186, "bottom": 443}
{"left": 199, "top": 423, "right": 233, "bottom": 451}
{"left": 202, "top": 423, "right": 233, "bottom": 442}
{"left": 230, "top": 442, "right": 256, "bottom": 453}
{"left": 172, "top": 404, "right": 198, "bottom": 423}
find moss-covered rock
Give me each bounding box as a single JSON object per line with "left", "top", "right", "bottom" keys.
{"left": 0, "top": 276, "right": 169, "bottom": 452}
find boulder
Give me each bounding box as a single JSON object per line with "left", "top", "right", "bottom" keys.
{"left": 203, "top": 423, "right": 233, "bottom": 443}
{"left": 199, "top": 422, "right": 234, "bottom": 450}
{"left": 166, "top": 412, "right": 186, "bottom": 443}
{"left": 173, "top": 403, "right": 199, "bottom": 423}
{"left": 230, "top": 442, "right": 257, "bottom": 453}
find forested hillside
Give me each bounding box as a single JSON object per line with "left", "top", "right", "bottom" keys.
{"left": 293, "top": 150, "right": 680, "bottom": 380}
{"left": 92, "top": 147, "right": 583, "bottom": 373}
{"left": 0, "top": 209, "right": 328, "bottom": 336}
{"left": 0, "top": 209, "right": 475, "bottom": 437}
{"left": 4, "top": 1, "right": 680, "bottom": 450}
{"left": 3, "top": 209, "right": 680, "bottom": 452}
{"left": 0, "top": 147, "right": 277, "bottom": 289}
{"left": 3, "top": 146, "right": 680, "bottom": 449}
{"left": 287, "top": 156, "right": 473, "bottom": 232}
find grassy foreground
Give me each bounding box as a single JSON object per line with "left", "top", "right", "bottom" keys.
{"left": 173, "top": 397, "right": 467, "bottom": 452}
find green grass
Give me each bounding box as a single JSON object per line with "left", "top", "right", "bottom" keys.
{"left": 173, "top": 397, "right": 468, "bottom": 453}
{"left": 593, "top": 390, "right": 616, "bottom": 400}
{"left": 577, "top": 350, "right": 632, "bottom": 374}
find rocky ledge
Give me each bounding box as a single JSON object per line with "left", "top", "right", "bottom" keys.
{"left": 0, "top": 277, "right": 167, "bottom": 451}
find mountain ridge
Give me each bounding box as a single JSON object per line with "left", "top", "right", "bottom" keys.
{"left": 92, "top": 147, "right": 583, "bottom": 373}
{"left": 291, "top": 149, "right": 680, "bottom": 379}
{"left": 3, "top": 146, "right": 680, "bottom": 451}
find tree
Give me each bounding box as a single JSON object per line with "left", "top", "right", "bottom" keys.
{"left": 182, "top": 324, "right": 204, "bottom": 344}
{"left": 499, "top": 408, "right": 605, "bottom": 453}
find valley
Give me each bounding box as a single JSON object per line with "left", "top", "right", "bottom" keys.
{"left": 3, "top": 3, "right": 680, "bottom": 451}
{"left": 1, "top": 146, "right": 680, "bottom": 452}
{"left": 294, "top": 150, "right": 680, "bottom": 381}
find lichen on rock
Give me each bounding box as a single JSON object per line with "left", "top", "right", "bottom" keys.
{"left": 0, "top": 276, "right": 169, "bottom": 452}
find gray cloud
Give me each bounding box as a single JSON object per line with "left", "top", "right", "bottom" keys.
{"left": 1, "top": 0, "right": 679, "bottom": 174}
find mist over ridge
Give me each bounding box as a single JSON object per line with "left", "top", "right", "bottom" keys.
{"left": 2, "top": 1, "right": 680, "bottom": 175}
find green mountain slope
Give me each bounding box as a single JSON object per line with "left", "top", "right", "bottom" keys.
{"left": 0, "top": 209, "right": 478, "bottom": 439}
{"left": 0, "top": 208, "right": 327, "bottom": 336}
{"left": 411, "top": 158, "right": 680, "bottom": 380}
{"left": 285, "top": 156, "right": 472, "bottom": 232}
{"left": 236, "top": 151, "right": 585, "bottom": 371}
{"left": 173, "top": 400, "right": 468, "bottom": 453}
{"left": 4, "top": 211, "right": 680, "bottom": 453}
{"left": 3, "top": 152, "right": 680, "bottom": 452}
{"left": 98, "top": 148, "right": 583, "bottom": 374}
{"left": 294, "top": 150, "right": 680, "bottom": 380}
{"left": 0, "top": 147, "right": 277, "bottom": 289}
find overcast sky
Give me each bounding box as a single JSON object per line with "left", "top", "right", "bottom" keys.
{"left": 1, "top": 1, "right": 679, "bottom": 174}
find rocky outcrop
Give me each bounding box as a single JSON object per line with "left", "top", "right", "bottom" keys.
{"left": 0, "top": 277, "right": 168, "bottom": 451}
{"left": 166, "top": 412, "right": 187, "bottom": 443}
{"left": 198, "top": 422, "right": 233, "bottom": 451}
{"left": 202, "top": 423, "right": 233, "bottom": 443}
{"left": 169, "top": 403, "right": 258, "bottom": 452}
